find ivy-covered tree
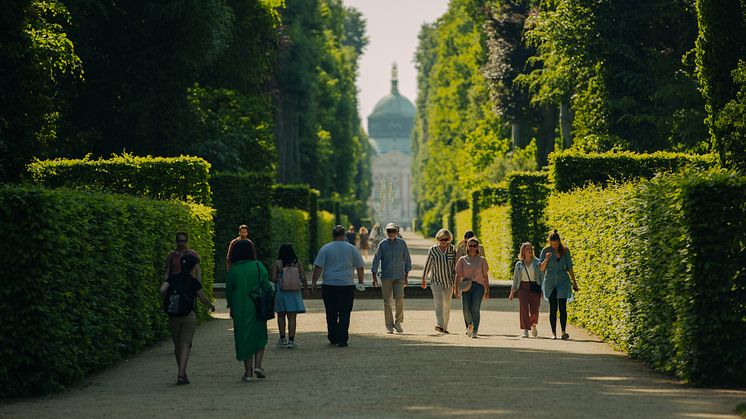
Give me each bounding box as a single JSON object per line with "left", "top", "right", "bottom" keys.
{"left": 0, "top": 0, "right": 82, "bottom": 181}
{"left": 695, "top": 0, "right": 746, "bottom": 169}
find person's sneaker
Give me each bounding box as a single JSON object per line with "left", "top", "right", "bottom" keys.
{"left": 552, "top": 334, "right": 558, "bottom": 340}
{"left": 561, "top": 333, "right": 570, "bottom": 340}
{"left": 254, "top": 368, "right": 266, "bottom": 379}
{"left": 531, "top": 325, "right": 538, "bottom": 337}
{"left": 337, "top": 342, "right": 348, "bottom": 347}
{"left": 177, "top": 375, "right": 190, "bottom": 385}
{"left": 471, "top": 331, "right": 478, "bottom": 338}
{"left": 435, "top": 325, "right": 444, "bottom": 333}
{"left": 394, "top": 323, "right": 404, "bottom": 333}
{"left": 276, "top": 337, "right": 288, "bottom": 347}
{"left": 466, "top": 324, "right": 474, "bottom": 337}
{"left": 386, "top": 327, "right": 394, "bottom": 334}
{"left": 522, "top": 330, "right": 529, "bottom": 338}
{"left": 287, "top": 340, "right": 297, "bottom": 349}
{"left": 241, "top": 374, "right": 252, "bottom": 383}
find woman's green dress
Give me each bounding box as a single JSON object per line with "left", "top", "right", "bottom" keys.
{"left": 225, "top": 260, "right": 273, "bottom": 361}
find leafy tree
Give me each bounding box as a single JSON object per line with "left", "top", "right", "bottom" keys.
{"left": 0, "top": 0, "right": 81, "bottom": 181}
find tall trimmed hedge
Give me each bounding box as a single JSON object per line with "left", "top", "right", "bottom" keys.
{"left": 28, "top": 154, "right": 212, "bottom": 204}
{"left": 479, "top": 205, "right": 512, "bottom": 281}
{"left": 0, "top": 186, "right": 214, "bottom": 397}
{"left": 547, "top": 171, "right": 746, "bottom": 384}
{"left": 471, "top": 185, "right": 508, "bottom": 237}
{"left": 316, "top": 210, "right": 336, "bottom": 252}
{"left": 211, "top": 172, "right": 273, "bottom": 280}
{"left": 455, "top": 209, "right": 472, "bottom": 242}
{"left": 548, "top": 150, "right": 716, "bottom": 192}
{"left": 507, "top": 171, "right": 549, "bottom": 259}
{"left": 271, "top": 184, "right": 322, "bottom": 263}
{"left": 268, "top": 207, "right": 310, "bottom": 265}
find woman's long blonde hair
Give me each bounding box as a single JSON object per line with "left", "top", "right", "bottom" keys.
{"left": 518, "top": 242, "right": 535, "bottom": 264}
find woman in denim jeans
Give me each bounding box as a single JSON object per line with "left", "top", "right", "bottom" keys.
{"left": 455, "top": 238, "right": 490, "bottom": 338}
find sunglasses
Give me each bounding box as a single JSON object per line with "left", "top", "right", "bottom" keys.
{"left": 468, "top": 244, "right": 478, "bottom": 248}
{"left": 438, "top": 238, "right": 450, "bottom": 242}
{"left": 386, "top": 229, "right": 397, "bottom": 233}
{"left": 177, "top": 239, "right": 188, "bottom": 243}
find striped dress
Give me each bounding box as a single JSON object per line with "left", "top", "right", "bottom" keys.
{"left": 422, "top": 244, "right": 456, "bottom": 287}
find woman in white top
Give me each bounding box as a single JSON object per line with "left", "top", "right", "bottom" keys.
{"left": 509, "top": 243, "right": 543, "bottom": 338}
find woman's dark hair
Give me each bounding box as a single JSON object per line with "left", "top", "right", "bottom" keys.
{"left": 548, "top": 229, "right": 565, "bottom": 256}
{"left": 230, "top": 239, "right": 256, "bottom": 263}
{"left": 277, "top": 243, "right": 298, "bottom": 267}
{"left": 463, "top": 230, "right": 475, "bottom": 240}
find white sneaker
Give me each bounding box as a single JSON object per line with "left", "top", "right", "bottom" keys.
{"left": 287, "top": 340, "right": 297, "bottom": 349}
{"left": 276, "top": 337, "right": 288, "bottom": 347}
{"left": 466, "top": 324, "right": 474, "bottom": 338}
{"left": 386, "top": 327, "right": 394, "bottom": 334}
{"left": 394, "top": 323, "right": 404, "bottom": 333}
{"left": 522, "top": 330, "right": 529, "bottom": 338}
{"left": 531, "top": 325, "right": 538, "bottom": 337}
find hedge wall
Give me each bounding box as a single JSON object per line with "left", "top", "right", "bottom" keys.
{"left": 547, "top": 170, "right": 746, "bottom": 384}
{"left": 271, "top": 184, "right": 311, "bottom": 210}
{"left": 507, "top": 171, "right": 550, "bottom": 260}
{"left": 28, "top": 154, "right": 212, "bottom": 204}
{"left": 471, "top": 185, "right": 508, "bottom": 237}
{"left": 316, "top": 210, "right": 336, "bottom": 253}
{"left": 479, "top": 205, "right": 512, "bottom": 281}
{"left": 211, "top": 172, "right": 273, "bottom": 280}
{"left": 0, "top": 186, "right": 214, "bottom": 397}
{"left": 268, "top": 207, "right": 309, "bottom": 265}
{"left": 548, "top": 150, "right": 716, "bottom": 192}
{"left": 455, "top": 209, "right": 472, "bottom": 242}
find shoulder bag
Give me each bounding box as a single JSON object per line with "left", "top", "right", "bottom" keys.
{"left": 523, "top": 263, "right": 542, "bottom": 294}
{"left": 252, "top": 262, "right": 275, "bottom": 321}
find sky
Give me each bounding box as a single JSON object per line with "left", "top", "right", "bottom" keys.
{"left": 342, "top": 0, "right": 450, "bottom": 131}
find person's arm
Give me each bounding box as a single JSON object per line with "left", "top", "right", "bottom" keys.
{"left": 402, "top": 242, "right": 412, "bottom": 285}
{"left": 164, "top": 254, "right": 171, "bottom": 281}
{"left": 454, "top": 258, "right": 463, "bottom": 299}
{"left": 270, "top": 261, "right": 278, "bottom": 283}
{"left": 371, "top": 242, "right": 383, "bottom": 287}
{"left": 311, "top": 265, "right": 323, "bottom": 291}
{"left": 356, "top": 266, "right": 364, "bottom": 285}
{"left": 421, "top": 248, "right": 433, "bottom": 289}
{"left": 566, "top": 249, "right": 578, "bottom": 291}
{"left": 194, "top": 262, "right": 202, "bottom": 283}
{"left": 226, "top": 240, "right": 234, "bottom": 271}
{"left": 160, "top": 279, "right": 170, "bottom": 296}
{"left": 509, "top": 262, "right": 521, "bottom": 301}
{"left": 539, "top": 248, "right": 551, "bottom": 272}
{"left": 196, "top": 289, "right": 216, "bottom": 312}
{"left": 299, "top": 263, "right": 309, "bottom": 295}
{"left": 482, "top": 258, "right": 490, "bottom": 300}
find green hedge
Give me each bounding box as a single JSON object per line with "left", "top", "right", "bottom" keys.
{"left": 268, "top": 207, "right": 309, "bottom": 265}
{"left": 28, "top": 154, "right": 212, "bottom": 204}
{"left": 0, "top": 186, "right": 214, "bottom": 397}
{"left": 471, "top": 185, "right": 508, "bottom": 237}
{"left": 455, "top": 208, "right": 472, "bottom": 241}
{"left": 507, "top": 171, "right": 550, "bottom": 261}
{"left": 316, "top": 210, "right": 336, "bottom": 252}
{"left": 548, "top": 149, "right": 716, "bottom": 192}
{"left": 547, "top": 170, "right": 746, "bottom": 384}
{"left": 210, "top": 172, "right": 273, "bottom": 280}
{"left": 271, "top": 184, "right": 311, "bottom": 210}
{"left": 479, "top": 205, "right": 512, "bottom": 281}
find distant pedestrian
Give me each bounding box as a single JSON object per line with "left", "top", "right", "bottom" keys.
{"left": 346, "top": 225, "right": 357, "bottom": 245}
{"left": 358, "top": 226, "right": 370, "bottom": 257}
{"left": 539, "top": 230, "right": 579, "bottom": 340}
{"left": 455, "top": 238, "right": 490, "bottom": 338}
{"left": 421, "top": 229, "right": 456, "bottom": 334}
{"left": 371, "top": 223, "right": 412, "bottom": 334}
{"left": 311, "top": 225, "right": 365, "bottom": 347}
{"left": 226, "top": 240, "right": 273, "bottom": 381}
{"left": 226, "top": 224, "right": 256, "bottom": 271}
{"left": 160, "top": 253, "right": 215, "bottom": 385}
{"left": 270, "top": 244, "right": 309, "bottom": 349}
{"left": 455, "top": 230, "right": 486, "bottom": 260}
{"left": 509, "top": 242, "right": 543, "bottom": 338}
{"left": 165, "top": 232, "right": 201, "bottom": 282}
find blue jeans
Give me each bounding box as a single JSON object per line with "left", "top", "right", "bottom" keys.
{"left": 462, "top": 282, "right": 484, "bottom": 332}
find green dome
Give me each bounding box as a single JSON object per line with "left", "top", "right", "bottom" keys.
{"left": 370, "top": 92, "right": 416, "bottom": 118}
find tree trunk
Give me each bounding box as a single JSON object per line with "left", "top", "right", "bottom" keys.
{"left": 511, "top": 120, "right": 531, "bottom": 149}
{"left": 559, "top": 101, "right": 573, "bottom": 149}
{"left": 536, "top": 105, "right": 557, "bottom": 168}
{"left": 274, "top": 94, "right": 301, "bottom": 183}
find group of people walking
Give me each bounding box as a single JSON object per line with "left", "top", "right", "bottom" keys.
{"left": 159, "top": 222, "right": 579, "bottom": 385}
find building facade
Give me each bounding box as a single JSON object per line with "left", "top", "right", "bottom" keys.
{"left": 367, "top": 64, "right": 416, "bottom": 230}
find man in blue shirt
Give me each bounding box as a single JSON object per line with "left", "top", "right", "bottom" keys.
{"left": 371, "top": 223, "right": 412, "bottom": 334}
{"left": 312, "top": 225, "right": 365, "bottom": 347}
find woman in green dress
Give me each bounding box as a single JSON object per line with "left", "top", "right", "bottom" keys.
{"left": 226, "top": 239, "right": 273, "bottom": 382}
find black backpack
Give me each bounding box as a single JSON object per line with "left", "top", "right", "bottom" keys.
{"left": 163, "top": 275, "right": 196, "bottom": 316}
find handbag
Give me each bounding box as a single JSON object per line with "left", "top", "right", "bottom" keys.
{"left": 459, "top": 278, "right": 473, "bottom": 292}
{"left": 251, "top": 262, "right": 275, "bottom": 321}
{"left": 523, "top": 263, "right": 542, "bottom": 294}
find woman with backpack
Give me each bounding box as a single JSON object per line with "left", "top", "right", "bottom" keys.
{"left": 160, "top": 253, "right": 216, "bottom": 385}
{"left": 270, "top": 243, "right": 309, "bottom": 348}
{"left": 226, "top": 239, "right": 273, "bottom": 381}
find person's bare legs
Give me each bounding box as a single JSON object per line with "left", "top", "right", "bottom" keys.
{"left": 287, "top": 312, "right": 297, "bottom": 341}
{"left": 177, "top": 342, "right": 190, "bottom": 378}
{"left": 254, "top": 348, "right": 265, "bottom": 368}
{"left": 243, "top": 359, "right": 252, "bottom": 378}
{"left": 277, "top": 313, "right": 287, "bottom": 339}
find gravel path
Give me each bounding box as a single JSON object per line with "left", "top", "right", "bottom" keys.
{"left": 2, "top": 298, "right": 744, "bottom": 418}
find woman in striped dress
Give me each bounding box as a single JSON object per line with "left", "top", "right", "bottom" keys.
{"left": 421, "top": 229, "right": 457, "bottom": 333}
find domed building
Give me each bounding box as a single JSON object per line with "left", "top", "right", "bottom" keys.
{"left": 367, "top": 63, "right": 416, "bottom": 229}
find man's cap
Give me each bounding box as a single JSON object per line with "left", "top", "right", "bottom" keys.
{"left": 385, "top": 223, "right": 398, "bottom": 231}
